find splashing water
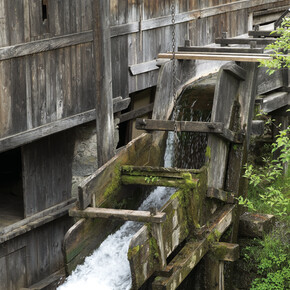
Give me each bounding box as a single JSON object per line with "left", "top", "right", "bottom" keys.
{"left": 58, "top": 133, "right": 175, "bottom": 290}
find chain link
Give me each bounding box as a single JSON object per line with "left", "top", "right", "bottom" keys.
{"left": 171, "top": 2, "right": 178, "bottom": 144}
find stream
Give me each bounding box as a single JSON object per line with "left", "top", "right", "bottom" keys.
{"left": 58, "top": 132, "right": 175, "bottom": 290}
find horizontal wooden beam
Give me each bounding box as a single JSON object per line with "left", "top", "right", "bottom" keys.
{"left": 129, "top": 60, "right": 159, "bottom": 75}
{"left": 206, "top": 187, "right": 235, "bottom": 203}
{"left": 110, "top": 0, "right": 285, "bottom": 37}
{"left": 113, "top": 97, "right": 131, "bottom": 113}
{"left": 210, "top": 242, "right": 240, "bottom": 262}
{"left": 121, "top": 175, "right": 198, "bottom": 188}
{"left": 0, "top": 31, "right": 93, "bottom": 61}
{"left": 69, "top": 207, "right": 166, "bottom": 223}
{"left": 0, "top": 198, "right": 76, "bottom": 243}
{"left": 215, "top": 37, "right": 276, "bottom": 46}
{"left": 119, "top": 103, "right": 154, "bottom": 123}
{"left": 121, "top": 165, "right": 203, "bottom": 187}
{"left": 0, "top": 1, "right": 283, "bottom": 62}
{"left": 251, "top": 120, "right": 265, "bottom": 136}
{"left": 178, "top": 46, "right": 264, "bottom": 54}
{"left": 259, "top": 91, "right": 289, "bottom": 113}
{"left": 122, "top": 165, "right": 204, "bottom": 177}
{"left": 0, "top": 109, "right": 96, "bottom": 153}
{"left": 224, "top": 63, "right": 247, "bottom": 81}
{"left": 158, "top": 52, "right": 272, "bottom": 62}
{"left": 0, "top": 97, "right": 132, "bottom": 152}
{"left": 135, "top": 119, "right": 242, "bottom": 143}
{"left": 248, "top": 30, "right": 278, "bottom": 37}
{"left": 239, "top": 212, "right": 275, "bottom": 238}
{"left": 136, "top": 119, "right": 224, "bottom": 132}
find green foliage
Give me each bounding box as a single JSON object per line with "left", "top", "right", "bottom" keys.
{"left": 144, "top": 176, "right": 160, "bottom": 183}
{"left": 259, "top": 18, "right": 290, "bottom": 75}
{"left": 241, "top": 227, "right": 290, "bottom": 290}
{"left": 239, "top": 109, "right": 290, "bottom": 217}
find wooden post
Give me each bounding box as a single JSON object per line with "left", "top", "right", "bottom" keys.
{"left": 93, "top": 0, "right": 115, "bottom": 167}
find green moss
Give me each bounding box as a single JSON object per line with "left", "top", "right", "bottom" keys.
{"left": 104, "top": 164, "right": 122, "bottom": 199}
{"left": 205, "top": 146, "right": 211, "bottom": 159}
{"left": 207, "top": 229, "right": 221, "bottom": 244}
{"left": 212, "top": 245, "right": 228, "bottom": 260}
{"left": 128, "top": 245, "right": 141, "bottom": 260}
{"left": 149, "top": 236, "right": 160, "bottom": 259}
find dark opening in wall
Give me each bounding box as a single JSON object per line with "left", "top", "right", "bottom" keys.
{"left": 0, "top": 148, "right": 24, "bottom": 229}
{"left": 42, "top": 0, "right": 48, "bottom": 22}
{"left": 117, "top": 87, "right": 156, "bottom": 148}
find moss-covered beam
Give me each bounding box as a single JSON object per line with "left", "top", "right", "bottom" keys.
{"left": 121, "top": 175, "right": 198, "bottom": 187}
{"left": 207, "top": 187, "right": 235, "bottom": 203}
{"left": 121, "top": 166, "right": 203, "bottom": 187}
{"left": 152, "top": 204, "right": 236, "bottom": 290}
{"left": 210, "top": 242, "right": 239, "bottom": 262}
{"left": 69, "top": 207, "right": 166, "bottom": 223}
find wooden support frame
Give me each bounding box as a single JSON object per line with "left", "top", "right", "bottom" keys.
{"left": 135, "top": 119, "right": 243, "bottom": 143}
{"left": 215, "top": 37, "right": 276, "bottom": 46}
{"left": 69, "top": 207, "right": 166, "bottom": 223}
{"left": 178, "top": 46, "right": 264, "bottom": 54}
{"left": 93, "top": 0, "right": 115, "bottom": 167}
{"left": 248, "top": 30, "right": 279, "bottom": 37}
{"left": 0, "top": 198, "right": 76, "bottom": 243}
{"left": 151, "top": 205, "right": 236, "bottom": 290}
{"left": 158, "top": 52, "right": 272, "bottom": 62}
{"left": 121, "top": 165, "right": 204, "bottom": 187}
{"left": 210, "top": 242, "right": 240, "bottom": 262}
{"left": 206, "top": 187, "right": 235, "bottom": 203}
{"left": 119, "top": 103, "right": 154, "bottom": 123}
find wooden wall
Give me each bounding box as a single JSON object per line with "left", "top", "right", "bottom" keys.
{"left": 0, "top": 0, "right": 286, "bottom": 147}
{"left": 0, "top": 1, "right": 288, "bottom": 288}
{"left": 0, "top": 216, "right": 72, "bottom": 289}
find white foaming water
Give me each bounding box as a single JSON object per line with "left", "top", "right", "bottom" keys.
{"left": 58, "top": 132, "right": 175, "bottom": 290}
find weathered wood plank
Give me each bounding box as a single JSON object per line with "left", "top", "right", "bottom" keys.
{"left": 78, "top": 133, "right": 166, "bottom": 210}
{"left": 122, "top": 165, "right": 204, "bottom": 177}
{"left": 121, "top": 175, "right": 198, "bottom": 188}
{"left": 210, "top": 242, "right": 240, "bottom": 262}
{"left": 239, "top": 212, "right": 275, "bottom": 238}
{"left": 119, "top": 103, "right": 154, "bottom": 123}
{"left": 260, "top": 92, "right": 289, "bottom": 113}
{"left": 158, "top": 52, "right": 272, "bottom": 62}
{"left": 215, "top": 37, "right": 276, "bottom": 45}
{"left": 0, "top": 31, "right": 93, "bottom": 61}
{"left": 135, "top": 119, "right": 241, "bottom": 143}
{"left": 206, "top": 187, "right": 235, "bottom": 203}
{"left": 178, "top": 46, "right": 264, "bottom": 53}
{"left": 129, "top": 60, "right": 159, "bottom": 75}
{"left": 224, "top": 63, "right": 247, "bottom": 81}
{"left": 248, "top": 30, "right": 278, "bottom": 37}
{"left": 93, "top": 0, "right": 115, "bottom": 167}
{"left": 251, "top": 120, "right": 265, "bottom": 136}
{"left": 207, "top": 62, "right": 240, "bottom": 189}
{"left": 108, "top": 0, "right": 286, "bottom": 37}
{"left": 0, "top": 109, "right": 95, "bottom": 153}
{"left": 69, "top": 207, "right": 166, "bottom": 223}
{"left": 0, "top": 198, "right": 76, "bottom": 243}
{"left": 20, "top": 269, "right": 65, "bottom": 290}
{"left": 151, "top": 205, "right": 235, "bottom": 290}
{"left": 113, "top": 97, "right": 131, "bottom": 113}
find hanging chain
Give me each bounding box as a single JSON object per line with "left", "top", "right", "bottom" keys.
{"left": 171, "top": 2, "right": 178, "bottom": 144}
{"left": 171, "top": 0, "right": 178, "bottom": 143}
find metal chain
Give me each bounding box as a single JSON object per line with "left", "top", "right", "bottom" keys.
{"left": 171, "top": 1, "right": 178, "bottom": 144}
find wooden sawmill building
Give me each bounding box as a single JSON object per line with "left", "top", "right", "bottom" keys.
{"left": 0, "top": 0, "right": 289, "bottom": 289}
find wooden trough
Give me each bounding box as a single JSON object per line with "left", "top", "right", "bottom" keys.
{"left": 62, "top": 48, "right": 289, "bottom": 288}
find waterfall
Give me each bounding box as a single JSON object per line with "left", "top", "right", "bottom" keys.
{"left": 58, "top": 132, "right": 175, "bottom": 290}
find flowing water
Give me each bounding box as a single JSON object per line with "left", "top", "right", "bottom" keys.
{"left": 59, "top": 82, "right": 214, "bottom": 290}
{"left": 58, "top": 132, "right": 175, "bottom": 290}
